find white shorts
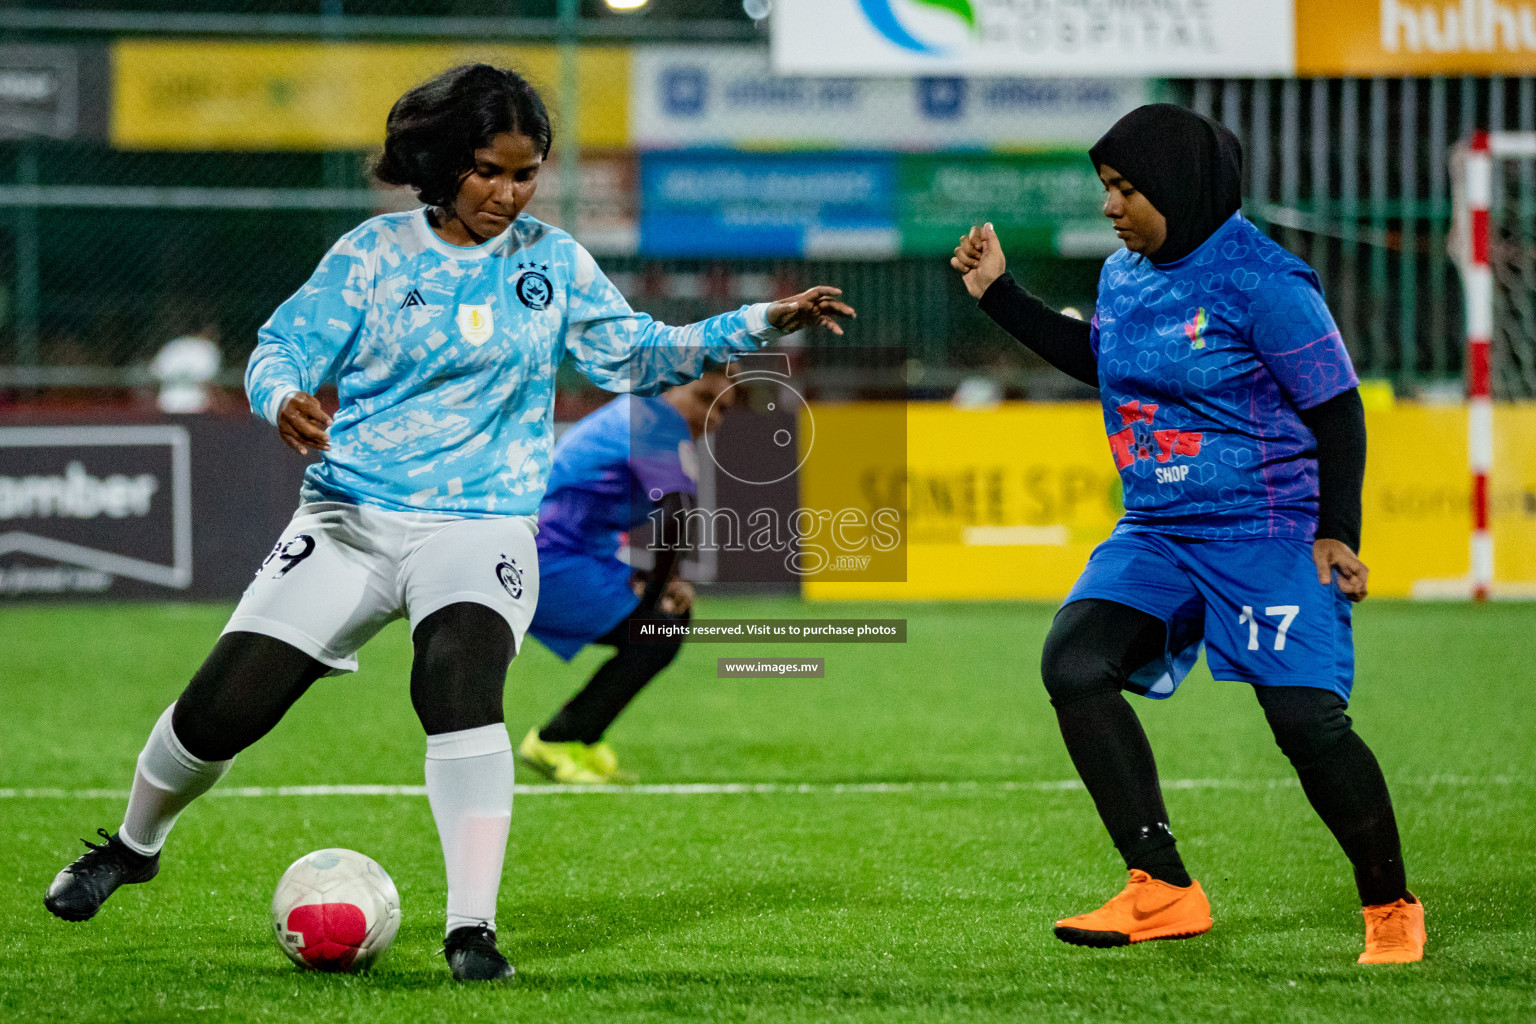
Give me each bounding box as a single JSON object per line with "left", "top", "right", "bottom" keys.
{"left": 223, "top": 502, "right": 540, "bottom": 674}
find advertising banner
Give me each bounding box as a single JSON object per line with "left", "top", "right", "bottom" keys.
{"left": 639, "top": 151, "right": 899, "bottom": 258}
{"left": 898, "top": 152, "right": 1116, "bottom": 257}
{"left": 632, "top": 45, "right": 1150, "bottom": 152}
{"left": 803, "top": 402, "right": 1119, "bottom": 601}
{"left": 1295, "top": 0, "right": 1536, "bottom": 76}
{"left": 0, "top": 418, "right": 309, "bottom": 602}
{"left": 112, "top": 41, "right": 629, "bottom": 151}
{"left": 1370, "top": 405, "right": 1536, "bottom": 598}
{"left": 0, "top": 426, "right": 192, "bottom": 597}
{"left": 669, "top": 398, "right": 907, "bottom": 588}
{"left": 803, "top": 403, "right": 1536, "bottom": 602}
{"left": 639, "top": 150, "right": 1113, "bottom": 259}
{"left": 772, "top": 0, "right": 1295, "bottom": 78}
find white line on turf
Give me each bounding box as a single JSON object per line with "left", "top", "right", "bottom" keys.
{"left": 0, "top": 776, "right": 1522, "bottom": 800}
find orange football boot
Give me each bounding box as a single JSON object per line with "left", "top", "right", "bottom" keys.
{"left": 1358, "top": 895, "right": 1426, "bottom": 964}
{"left": 1054, "top": 869, "right": 1213, "bottom": 947}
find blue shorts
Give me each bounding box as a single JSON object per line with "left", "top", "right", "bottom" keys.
{"left": 1065, "top": 530, "right": 1354, "bottom": 700}
{"left": 526, "top": 556, "right": 639, "bottom": 661}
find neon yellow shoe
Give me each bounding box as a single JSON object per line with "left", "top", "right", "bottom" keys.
{"left": 580, "top": 741, "right": 635, "bottom": 784}
{"left": 517, "top": 727, "right": 606, "bottom": 784}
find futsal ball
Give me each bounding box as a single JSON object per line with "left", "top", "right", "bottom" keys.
{"left": 271, "top": 848, "right": 401, "bottom": 973}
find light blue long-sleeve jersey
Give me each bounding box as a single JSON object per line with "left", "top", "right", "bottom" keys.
{"left": 246, "top": 209, "right": 781, "bottom": 517}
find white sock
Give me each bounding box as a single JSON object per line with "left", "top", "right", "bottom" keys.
{"left": 425, "top": 723, "right": 513, "bottom": 936}
{"left": 119, "top": 704, "right": 233, "bottom": 856}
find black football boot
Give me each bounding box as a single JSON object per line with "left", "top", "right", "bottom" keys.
{"left": 443, "top": 924, "right": 516, "bottom": 981}
{"left": 44, "top": 829, "right": 160, "bottom": 921}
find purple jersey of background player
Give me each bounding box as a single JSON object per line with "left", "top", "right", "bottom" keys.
{"left": 536, "top": 394, "right": 698, "bottom": 574}
{"left": 1089, "top": 212, "right": 1359, "bottom": 542}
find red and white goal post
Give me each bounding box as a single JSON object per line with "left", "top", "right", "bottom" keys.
{"left": 1451, "top": 130, "right": 1536, "bottom": 601}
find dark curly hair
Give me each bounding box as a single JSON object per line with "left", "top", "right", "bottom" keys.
{"left": 374, "top": 64, "right": 553, "bottom": 209}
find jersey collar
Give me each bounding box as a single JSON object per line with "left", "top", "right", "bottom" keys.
{"left": 412, "top": 206, "right": 515, "bottom": 261}
{"left": 1146, "top": 211, "right": 1247, "bottom": 271}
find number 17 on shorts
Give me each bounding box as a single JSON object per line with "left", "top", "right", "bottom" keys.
{"left": 1238, "top": 604, "right": 1299, "bottom": 651}
{"left": 1202, "top": 548, "right": 1354, "bottom": 699}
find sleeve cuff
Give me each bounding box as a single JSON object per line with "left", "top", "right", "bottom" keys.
{"left": 977, "top": 273, "right": 1018, "bottom": 312}
{"left": 264, "top": 388, "right": 300, "bottom": 426}
{"left": 1314, "top": 521, "right": 1362, "bottom": 553}
{"left": 744, "top": 302, "right": 785, "bottom": 344}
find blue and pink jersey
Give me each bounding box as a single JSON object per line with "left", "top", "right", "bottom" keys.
{"left": 529, "top": 394, "right": 697, "bottom": 659}
{"left": 1090, "top": 212, "right": 1358, "bottom": 541}
{"left": 535, "top": 395, "right": 697, "bottom": 575}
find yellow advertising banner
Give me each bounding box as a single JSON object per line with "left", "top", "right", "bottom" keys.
{"left": 1296, "top": 0, "right": 1536, "bottom": 76}
{"left": 1377, "top": 404, "right": 1536, "bottom": 597}
{"left": 803, "top": 403, "right": 1122, "bottom": 602}
{"left": 112, "top": 41, "right": 629, "bottom": 150}
{"left": 785, "top": 402, "right": 909, "bottom": 584}
{"left": 804, "top": 402, "right": 1536, "bottom": 602}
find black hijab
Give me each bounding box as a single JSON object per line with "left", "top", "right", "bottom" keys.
{"left": 1088, "top": 103, "right": 1243, "bottom": 266}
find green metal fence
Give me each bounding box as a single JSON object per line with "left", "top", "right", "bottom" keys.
{"left": 0, "top": 5, "right": 1532, "bottom": 399}
{"left": 1181, "top": 76, "right": 1536, "bottom": 398}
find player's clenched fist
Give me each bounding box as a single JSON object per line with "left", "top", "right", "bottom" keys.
{"left": 951, "top": 222, "right": 1007, "bottom": 299}
{"left": 278, "top": 392, "right": 332, "bottom": 456}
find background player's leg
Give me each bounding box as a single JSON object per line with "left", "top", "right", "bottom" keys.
{"left": 539, "top": 610, "right": 688, "bottom": 745}
{"left": 1255, "top": 685, "right": 1408, "bottom": 906}
{"left": 410, "top": 602, "right": 516, "bottom": 940}
{"left": 123, "top": 631, "right": 329, "bottom": 854}
{"left": 1041, "top": 599, "right": 1190, "bottom": 886}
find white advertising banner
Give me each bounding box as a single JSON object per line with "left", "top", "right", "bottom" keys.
{"left": 771, "top": 0, "right": 1296, "bottom": 78}
{"left": 632, "top": 45, "right": 1152, "bottom": 151}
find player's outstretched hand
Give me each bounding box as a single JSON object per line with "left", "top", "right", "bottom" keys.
{"left": 767, "top": 286, "right": 856, "bottom": 336}
{"left": 278, "top": 391, "right": 332, "bottom": 456}
{"left": 1314, "top": 538, "right": 1368, "bottom": 602}
{"left": 951, "top": 222, "right": 1007, "bottom": 299}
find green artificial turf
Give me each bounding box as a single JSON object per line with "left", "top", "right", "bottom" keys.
{"left": 2, "top": 597, "right": 1532, "bottom": 1022}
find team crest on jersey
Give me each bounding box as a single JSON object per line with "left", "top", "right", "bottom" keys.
{"left": 456, "top": 303, "right": 494, "bottom": 346}
{"left": 515, "top": 265, "right": 552, "bottom": 311}
{"left": 495, "top": 556, "right": 524, "bottom": 599}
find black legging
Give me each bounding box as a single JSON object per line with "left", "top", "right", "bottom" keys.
{"left": 1041, "top": 598, "right": 1407, "bottom": 905}
{"left": 538, "top": 608, "right": 689, "bottom": 745}
{"left": 172, "top": 602, "right": 515, "bottom": 762}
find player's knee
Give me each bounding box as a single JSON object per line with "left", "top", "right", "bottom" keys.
{"left": 614, "top": 633, "right": 683, "bottom": 675}
{"left": 1256, "top": 685, "right": 1353, "bottom": 769}
{"left": 641, "top": 638, "right": 684, "bottom": 672}
{"left": 172, "top": 632, "right": 326, "bottom": 761}
{"left": 624, "top": 610, "right": 687, "bottom": 671}
{"left": 1040, "top": 621, "right": 1119, "bottom": 706}
{"left": 415, "top": 603, "right": 514, "bottom": 668}
{"left": 410, "top": 603, "right": 513, "bottom": 733}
